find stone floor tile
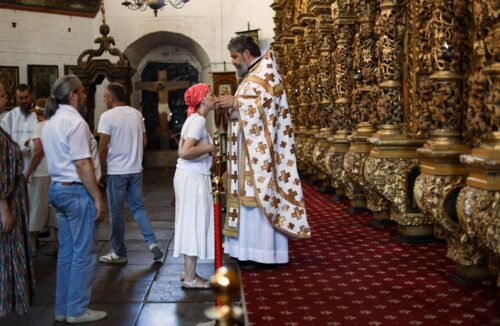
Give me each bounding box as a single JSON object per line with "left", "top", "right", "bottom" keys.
{"left": 136, "top": 303, "right": 214, "bottom": 326}
{"left": 147, "top": 281, "right": 215, "bottom": 303}
{"left": 93, "top": 264, "right": 160, "bottom": 283}
{"left": 91, "top": 282, "right": 150, "bottom": 303}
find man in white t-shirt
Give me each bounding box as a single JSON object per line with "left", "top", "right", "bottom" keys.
{"left": 97, "top": 82, "right": 163, "bottom": 264}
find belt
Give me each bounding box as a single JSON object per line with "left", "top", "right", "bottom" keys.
{"left": 60, "top": 181, "right": 82, "bottom": 186}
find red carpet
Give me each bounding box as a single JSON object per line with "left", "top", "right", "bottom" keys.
{"left": 241, "top": 183, "right": 500, "bottom": 325}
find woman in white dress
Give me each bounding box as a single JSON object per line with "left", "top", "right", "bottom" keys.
{"left": 173, "top": 83, "right": 217, "bottom": 289}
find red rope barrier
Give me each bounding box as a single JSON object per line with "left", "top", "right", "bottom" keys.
{"left": 214, "top": 201, "right": 222, "bottom": 269}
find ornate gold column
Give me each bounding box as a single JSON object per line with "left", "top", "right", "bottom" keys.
{"left": 302, "top": 17, "right": 322, "bottom": 181}
{"left": 311, "top": 0, "right": 335, "bottom": 192}
{"left": 344, "top": 0, "right": 388, "bottom": 215}
{"left": 363, "top": 0, "right": 427, "bottom": 242}
{"left": 413, "top": 0, "right": 487, "bottom": 282}
{"left": 325, "top": 0, "right": 355, "bottom": 202}
{"left": 456, "top": 3, "right": 499, "bottom": 285}
{"left": 291, "top": 7, "right": 309, "bottom": 174}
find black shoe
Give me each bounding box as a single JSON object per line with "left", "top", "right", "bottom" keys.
{"left": 237, "top": 260, "right": 280, "bottom": 271}
{"left": 237, "top": 260, "right": 259, "bottom": 270}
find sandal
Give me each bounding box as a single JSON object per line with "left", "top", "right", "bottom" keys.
{"left": 182, "top": 276, "right": 210, "bottom": 289}
{"left": 179, "top": 272, "right": 203, "bottom": 282}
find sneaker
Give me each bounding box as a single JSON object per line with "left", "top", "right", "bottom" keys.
{"left": 149, "top": 243, "right": 164, "bottom": 261}
{"left": 66, "top": 309, "right": 107, "bottom": 324}
{"left": 99, "top": 251, "right": 128, "bottom": 264}
{"left": 55, "top": 315, "right": 66, "bottom": 322}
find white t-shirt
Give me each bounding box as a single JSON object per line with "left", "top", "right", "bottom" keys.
{"left": 0, "top": 106, "right": 37, "bottom": 172}
{"left": 30, "top": 121, "right": 49, "bottom": 177}
{"left": 41, "top": 105, "right": 101, "bottom": 183}
{"left": 97, "top": 105, "right": 145, "bottom": 175}
{"left": 176, "top": 113, "right": 213, "bottom": 175}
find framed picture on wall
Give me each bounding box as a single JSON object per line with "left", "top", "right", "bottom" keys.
{"left": 0, "top": 66, "right": 19, "bottom": 110}
{"left": 64, "top": 65, "right": 78, "bottom": 75}
{"left": 28, "top": 65, "right": 59, "bottom": 100}
{"left": 236, "top": 28, "right": 260, "bottom": 45}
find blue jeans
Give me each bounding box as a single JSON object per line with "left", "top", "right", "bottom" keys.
{"left": 48, "top": 182, "right": 98, "bottom": 318}
{"left": 106, "top": 173, "right": 157, "bottom": 257}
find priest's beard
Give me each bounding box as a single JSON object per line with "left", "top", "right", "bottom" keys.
{"left": 20, "top": 102, "right": 32, "bottom": 117}
{"left": 235, "top": 60, "right": 250, "bottom": 78}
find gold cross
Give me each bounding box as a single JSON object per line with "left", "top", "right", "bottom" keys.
{"left": 250, "top": 124, "right": 263, "bottom": 136}
{"left": 256, "top": 142, "right": 267, "bottom": 154}
{"left": 246, "top": 105, "right": 256, "bottom": 118}
{"left": 230, "top": 172, "right": 238, "bottom": 181}
{"left": 230, "top": 133, "right": 238, "bottom": 145}
{"left": 261, "top": 160, "right": 272, "bottom": 173}
{"left": 271, "top": 196, "right": 281, "bottom": 208}
{"left": 274, "top": 214, "right": 285, "bottom": 227}
{"left": 280, "top": 171, "right": 291, "bottom": 183}
{"left": 263, "top": 97, "right": 273, "bottom": 109}
{"left": 268, "top": 114, "right": 277, "bottom": 127}
{"left": 284, "top": 125, "right": 293, "bottom": 137}
{"left": 264, "top": 73, "right": 275, "bottom": 84}
{"left": 276, "top": 154, "right": 283, "bottom": 165}
{"left": 229, "top": 210, "right": 238, "bottom": 221}
{"left": 292, "top": 207, "right": 304, "bottom": 219}
{"left": 287, "top": 189, "right": 298, "bottom": 198}
{"left": 281, "top": 108, "right": 290, "bottom": 119}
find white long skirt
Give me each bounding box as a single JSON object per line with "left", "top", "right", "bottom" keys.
{"left": 173, "top": 169, "right": 214, "bottom": 259}
{"left": 224, "top": 206, "right": 289, "bottom": 264}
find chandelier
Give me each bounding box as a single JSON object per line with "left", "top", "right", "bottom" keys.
{"left": 121, "top": 0, "right": 189, "bottom": 17}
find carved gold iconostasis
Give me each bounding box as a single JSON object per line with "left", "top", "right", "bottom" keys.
{"left": 272, "top": 0, "right": 499, "bottom": 287}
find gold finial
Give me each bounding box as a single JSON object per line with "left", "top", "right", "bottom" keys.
{"left": 205, "top": 266, "right": 243, "bottom": 326}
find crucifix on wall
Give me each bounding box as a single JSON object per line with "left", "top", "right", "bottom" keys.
{"left": 135, "top": 70, "right": 190, "bottom": 150}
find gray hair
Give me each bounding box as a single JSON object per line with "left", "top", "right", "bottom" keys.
{"left": 45, "top": 75, "right": 82, "bottom": 119}
{"left": 227, "top": 35, "right": 261, "bottom": 57}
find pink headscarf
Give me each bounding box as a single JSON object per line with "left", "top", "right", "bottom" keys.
{"left": 184, "top": 83, "right": 210, "bottom": 116}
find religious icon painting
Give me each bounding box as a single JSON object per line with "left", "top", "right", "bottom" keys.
{"left": 0, "top": 65, "right": 19, "bottom": 110}
{"left": 28, "top": 65, "right": 59, "bottom": 101}
{"left": 213, "top": 72, "right": 237, "bottom": 132}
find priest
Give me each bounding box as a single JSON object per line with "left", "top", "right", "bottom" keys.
{"left": 216, "top": 35, "right": 311, "bottom": 268}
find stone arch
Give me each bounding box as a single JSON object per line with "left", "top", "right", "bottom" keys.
{"left": 123, "top": 31, "right": 214, "bottom": 154}
{"left": 124, "top": 31, "right": 211, "bottom": 108}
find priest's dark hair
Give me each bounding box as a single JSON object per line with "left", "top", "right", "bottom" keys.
{"left": 106, "top": 82, "right": 126, "bottom": 103}
{"left": 16, "top": 83, "right": 31, "bottom": 94}
{"left": 227, "top": 34, "right": 261, "bottom": 58}
{"left": 44, "top": 75, "right": 82, "bottom": 119}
